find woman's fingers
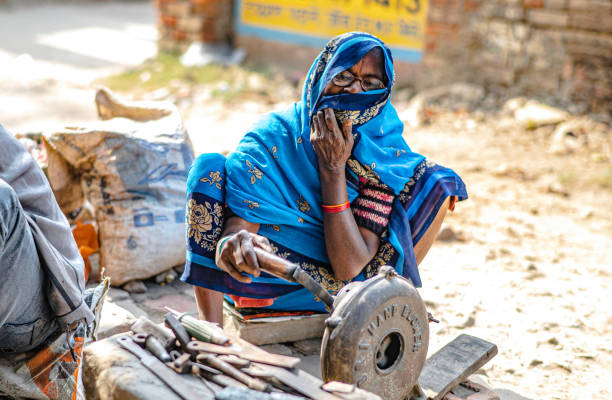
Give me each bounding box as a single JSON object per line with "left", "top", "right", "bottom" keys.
{"left": 342, "top": 119, "right": 354, "bottom": 150}
{"left": 216, "top": 230, "right": 270, "bottom": 283}
{"left": 315, "top": 111, "right": 327, "bottom": 138}
{"left": 253, "top": 235, "right": 273, "bottom": 252}
{"left": 341, "top": 120, "right": 353, "bottom": 142}
{"left": 240, "top": 233, "right": 261, "bottom": 277}
{"left": 230, "top": 231, "right": 258, "bottom": 277}
{"left": 323, "top": 108, "right": 341, "bottom": 137}
{"left": 218, "top": 250, "right": 252, "bottom": 283}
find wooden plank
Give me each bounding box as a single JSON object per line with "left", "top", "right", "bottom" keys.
{"left": 418, "top": 334, "right": 498, "bottom": 400}
{"left": 223, "top": 310, "right": 328, "bottom": 345}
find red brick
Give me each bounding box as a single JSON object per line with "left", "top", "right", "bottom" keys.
{"left": 172, "top": 29, "right": 187, "bottom": 41}
{"left": 192, "top": 1, "right": 230, "bottom": 16}
{"left": 523, "top": 0, "right": 544, "bottom": 8}
{"left": 160, "top": 15, "right": 177, "bottom": 28}
{"left": 464, "top": 0, "right": 482, "bottom": 11}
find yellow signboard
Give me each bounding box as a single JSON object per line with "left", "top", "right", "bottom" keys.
{"left": 235, "top": 0, "right": 429, "bottom": 62}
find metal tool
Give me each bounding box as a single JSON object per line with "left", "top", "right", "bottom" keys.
{"left": 187, "top": 340, "right": 300, "bottom": 369}
{"left": 218, "top": 355, "right": 250, "bottom": 368}
{"left": 166, "top": 307, "right": 230, "bottom": 346}
{"left": 253, "top": 247, "right": 431, "bottom": 400}
{"left": 193, "top": 364, "right": 249, "bottom": 390}
{"left": 197, "top": 353, "right": 271, "bottom": 392}
{"left": 168, "top": 353, "right": 193, "bottom": 374}
{"left": 131, "top": 316, "right": 176, "bottom": 350}
{"left": 247, "top": 362, "right": 342, "bottom": 400}
{"left": 132, "top": 332, "right": 172, "bottom": 363}
{"left": 116, "top": 335, "right": 212, "bottom": 400}
{"left": 164, "top": 313, "right": 193, "bottom": 352}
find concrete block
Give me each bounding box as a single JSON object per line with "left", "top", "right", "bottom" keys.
{"left": 97, "top": 302, "right": 135, "bottom": 340}
{"left": 527, "top": 9, "right": 569, "bottom": 26}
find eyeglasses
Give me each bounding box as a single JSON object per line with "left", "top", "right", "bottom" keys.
{"left": 331, "top": 70, "right": 386, "bottom": 92}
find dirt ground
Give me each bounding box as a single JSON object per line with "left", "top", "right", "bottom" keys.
{"left": 403, "top": 112, "right": 612, "bottom": 399}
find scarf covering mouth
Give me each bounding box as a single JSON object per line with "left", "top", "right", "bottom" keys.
{"left": 182, "top": 32, "right": 467, "bottom": 310}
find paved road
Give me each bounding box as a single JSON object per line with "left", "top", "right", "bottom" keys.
{"left": 0, "top": 1, "right": 156, "bottom": 134}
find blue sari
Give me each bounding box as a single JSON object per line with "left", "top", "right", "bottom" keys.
{"left": 181, "top": 32, "right": 467, "bottom": 312}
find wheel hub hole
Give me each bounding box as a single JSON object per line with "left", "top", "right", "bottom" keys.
{"left": 375, "top": 331, "right": 403, "bottom": 371}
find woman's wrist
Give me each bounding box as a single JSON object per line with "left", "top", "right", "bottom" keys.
{"left": 215, "top": 234, "right": 233, "bottom": 263}
{"left": 318, "top": 164, "right": 345, "bottom": 181}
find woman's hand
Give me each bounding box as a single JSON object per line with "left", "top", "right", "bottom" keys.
{"left": 216, "top": 229, "right": 273, "bottom": 283}
{"left": 311, "top": 108, "right": 353, "bottom": 174}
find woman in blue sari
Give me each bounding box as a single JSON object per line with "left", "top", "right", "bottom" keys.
{"left": 181, "top": 32, "right": 467, "bottom": 325}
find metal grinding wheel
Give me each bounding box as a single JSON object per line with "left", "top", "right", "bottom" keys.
{"left": 321, "top": 266, "right": 429, "bottom": 400}
{"left": 254, "top": 249, "right": 430, "bottom": 400}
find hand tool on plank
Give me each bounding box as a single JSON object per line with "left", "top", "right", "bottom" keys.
{"left": 131, "top": 316, "right": 176, "bottom": 350}
{"left": 132, "top": 332, "right": 172, "bottom": 363}
{"left": 194, "top": 364, "right": 249, "bottom": 391}
{"left": 116, "top": 335, "right": 212, "bottom": 400}
{"left": 187, "top": 340, "right": 300, "bottom": 369}
{"left": 218, "top": 355, "right": 250, "bottom": 368}
{"left": 197, "top": 353, "right": 272, "bottom": 392}
{"left": 166, "top": 307, "right": 230, "bottom": 346}
{"left": 247, "top": 362, "right": 343, "bottom": 400}
{"left": 164, "top": 313, "right": 193, "bottom": 352}
{"left": 167, "top": 348, "right": 252, "bottom": 391}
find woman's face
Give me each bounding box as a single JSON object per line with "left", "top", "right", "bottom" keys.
{"left": 322, "top": 48, "right": 387, "bottom": 96}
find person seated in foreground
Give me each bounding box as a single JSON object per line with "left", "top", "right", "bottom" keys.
{"left": 181, "top": 32, "right": 467, "bottom": 325}
{"left": 0, "top": 124, "right": 101, "bottom": 399}
{"left": 0, "top": 125, "right": 94, "bottom": 353}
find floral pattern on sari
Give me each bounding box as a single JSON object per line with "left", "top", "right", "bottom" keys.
{"left": 200, "top": 170, "right": 223, "bottom": 190}
{"left": 187, "top": 197, "right": 223, "bottom": 253}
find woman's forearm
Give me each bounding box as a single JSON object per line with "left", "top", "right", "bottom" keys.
{"left": 319, "top": 168, "right": 378, "bottom": 280}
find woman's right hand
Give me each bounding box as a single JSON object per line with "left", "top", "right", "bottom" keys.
{"left": 311, "top": 108, "right": 353, "bottom": 175}
{"left": 216, "top": 229, "right": 273, "bottom": 283}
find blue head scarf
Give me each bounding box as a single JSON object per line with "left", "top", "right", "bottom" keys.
{"left": 184, "top": 32, "right": 467, "bottom": 302}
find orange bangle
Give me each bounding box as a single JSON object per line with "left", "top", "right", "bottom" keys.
{"left": 322, "top": 200, "right": 350, "bottom": 213}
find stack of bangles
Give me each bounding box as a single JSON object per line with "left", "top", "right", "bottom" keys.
{"left": 215, "top": 235, "right": 232, "bottom": 260}
{"left": 322, "top": 199, "right": 350, "bottom": 213}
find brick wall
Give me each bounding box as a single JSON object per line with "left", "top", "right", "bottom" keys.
{"left": 422, "top": 0, "right": 612, "bottom": 114}
{"left": 155, "top": 0, "right": 611, "bottom": 114}
{"left": 155, "top": 0, "right": 232, "bottom": 52}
